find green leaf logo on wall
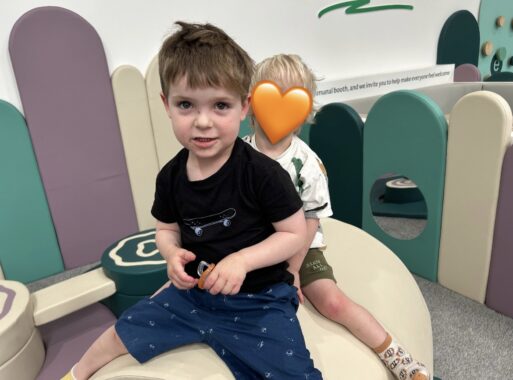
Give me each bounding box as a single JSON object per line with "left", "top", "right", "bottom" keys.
{"left": 318, "top": 0, "right": 413, "bottom": 18}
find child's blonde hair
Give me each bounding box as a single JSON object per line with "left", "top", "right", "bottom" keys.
{"left": 250, "top": 54, "right": 318, "bottom": 126}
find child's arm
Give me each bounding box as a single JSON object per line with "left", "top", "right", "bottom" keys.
{"left": 288, "top": 217, "right": 319, "bottom": 273}
{"left": 155, "top": 220, "right": 198, "bottom": 289}
{"left": 202, "top": 208, "right": 307, "bottom": 295}
{"left": 287, "top": 218, "right": 319, "bottom": 301}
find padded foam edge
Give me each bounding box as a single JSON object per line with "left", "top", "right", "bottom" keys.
{"left": 32, "top": 268, "right": 116, "bottom": 325}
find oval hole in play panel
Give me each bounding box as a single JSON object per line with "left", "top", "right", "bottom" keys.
{"left": 370, "top": 174, "right": 427, "bottom": 240}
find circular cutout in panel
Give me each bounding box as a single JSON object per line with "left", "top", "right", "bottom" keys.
{"left": 370, "top": 174, "right": 427, "bottom": 240}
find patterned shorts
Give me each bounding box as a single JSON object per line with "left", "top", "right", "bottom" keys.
{"left": 115, "top": 283, "right": 322, "bottom": 380}
{"left": 299, "top": 248, "right": 337, "bottom": 287}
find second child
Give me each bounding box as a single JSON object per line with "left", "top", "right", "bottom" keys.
{"left": 244, "top": 53, "right": 430, "bottom": 380}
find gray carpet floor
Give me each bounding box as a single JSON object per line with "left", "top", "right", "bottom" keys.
{"left": 415, "top": 275, "right": 513, "bottom": 380}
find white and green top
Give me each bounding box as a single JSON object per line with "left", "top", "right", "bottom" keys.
{"left": 243, "top": 134, "right": 333, "bottom": 249}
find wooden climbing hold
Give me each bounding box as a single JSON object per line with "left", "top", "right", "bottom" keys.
{"left": 482, "top": 41, "right": 494, "bottom": 56}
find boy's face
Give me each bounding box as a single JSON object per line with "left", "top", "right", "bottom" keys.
{"left": 162, "top": 76, "right": 249, "bottom": 163}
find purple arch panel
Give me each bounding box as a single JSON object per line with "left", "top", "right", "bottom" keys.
{"left": 9, "top": 7, "right": 138, "bottom": 268}
{"left": 454, "top": 63, "right": 481, "bottom": 82}
{"left": 486, "top": 146, "right": 513, "bottom": 318}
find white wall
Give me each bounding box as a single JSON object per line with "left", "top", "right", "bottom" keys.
{"left": 1, "top": 0, "right": 480, "bottom": 111}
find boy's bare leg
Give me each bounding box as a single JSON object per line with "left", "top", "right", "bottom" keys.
{"left": 302, "top": 279, "right": 387, "bottom": 347}
{"left": 73, "top": 325, "right": 128, "bottom": 380}
{"left": 303, "top": 279, "right": 429, "bottom": 379}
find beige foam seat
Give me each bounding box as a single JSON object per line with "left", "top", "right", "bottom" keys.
{"left": 92, "top": 218, "right": 433, "bottom": 380}
{"left": 0, "top": 281, "right": 45, "bottom": 380}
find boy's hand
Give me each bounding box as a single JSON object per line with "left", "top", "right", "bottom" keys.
{"left": 290, "top": 270, "right": 305, "bottom": 304}
{"left": 202, "top": 253, "right": 247, "bottom": 295}
{"left": 166, "top": 247, "right": 198, "bottom": 289}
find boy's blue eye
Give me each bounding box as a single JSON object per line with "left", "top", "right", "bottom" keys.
{"left": 178, "top": 101, "right": 192, "bottom": 109}
{"left": 215, "top": 102, "right": 230, "bottom": 110}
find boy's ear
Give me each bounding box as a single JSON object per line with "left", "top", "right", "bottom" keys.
{"left": 160, "top": 93, "right": 171, "bottom": 117}
{"left": 240, "top": 95, "right": 251, "bottom": 121}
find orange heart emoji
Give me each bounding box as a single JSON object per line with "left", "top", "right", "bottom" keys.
{"left": 251, "top": 81, "right": 312, "bottom": 144}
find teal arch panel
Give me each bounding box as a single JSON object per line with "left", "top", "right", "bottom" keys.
{"left": 0, "top": 100, "right": 63, "bottom": 283}
{"left": 362, "top": 91, "right": 447, "bottom": 281}
{"left": 477, "top": 0, "right": 513, "bottom": 79}
{"left": 310, "top": 103, "right": 364, "bottom": 227}
{"left": 298, "top": 123, "right": 311, "bottom": 145}
{"left": 437, "top": 10, "right": 480, "bottom": 67}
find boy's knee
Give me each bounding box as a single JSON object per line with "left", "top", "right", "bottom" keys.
{"left": 318, "top": 293, "right": 351, "bottom": 320}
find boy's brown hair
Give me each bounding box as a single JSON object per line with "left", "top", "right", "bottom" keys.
{"left": 158, "top": 21, "right": 254, "bottom": 101}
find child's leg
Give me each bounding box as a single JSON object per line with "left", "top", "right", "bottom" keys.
{"left": 373, "top": 333, "right": 430, "bottom": 380}
{"left": 300, "top": 248, "right": 430, "bottom": 379}
{"left": 73, "top": 325, "right": 128, "bottom": 380}
{"left": 302, "top": 279, "right": 387, "bottom": 347}
{"left": 208, "top": 283, "right": 322, "bottom": 380}
{"left": 64, "top": 284, "right": 205, "bottom": 380}
{"left": 303, "top": 279, "right": 429, "bottom": 380}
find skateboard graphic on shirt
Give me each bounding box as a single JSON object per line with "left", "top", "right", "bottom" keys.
{"left": 183, "top": 208, "right": 236, "bottom": 236}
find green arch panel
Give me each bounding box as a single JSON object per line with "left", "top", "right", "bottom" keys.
{"left": 362, "top": 91, "right": 447, "bottom": 281}
{"left": 0, "top": 100, "right": 63, "bottom": 282}
{"left": 298, "top": 123, "right": 311, "bottom": 145}
{"left": 310, "top": 103, "right": 364, "bottom": 227}
{"left": 437, "top": 10, "right": 480, "bottom": 67}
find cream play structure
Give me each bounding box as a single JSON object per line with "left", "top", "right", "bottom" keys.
{"left": 0, "top": 6, "right": 433, "bottom": 380}
{"left": 0, "top": 218, "right": 433, "bottom": 379}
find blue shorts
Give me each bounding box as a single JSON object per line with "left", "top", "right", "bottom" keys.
{"left": 115, "top": 282, "right": 322, "bottom": 379}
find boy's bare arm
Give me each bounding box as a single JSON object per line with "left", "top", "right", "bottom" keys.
{"left": 202, "top": 209, "right": 307, "bottom": 295}
{"left": 287, "top": 217, "right": 318, "bottom": 303}
{"left": 287, "top": 217, "right": 319, "bottom": 273}
{"left": 156, "top": 220, "right": 198, "bottom": 289}
{"left": 238, "top": 208, "right": 307, "bottom": 270}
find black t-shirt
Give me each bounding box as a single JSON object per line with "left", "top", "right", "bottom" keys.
{"left": 151, "top": 138, "right": 303, "bottom": 293}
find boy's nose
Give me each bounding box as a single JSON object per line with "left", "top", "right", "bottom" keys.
{"left": 194, "top": 111, "right": 213, "bottom": 128}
